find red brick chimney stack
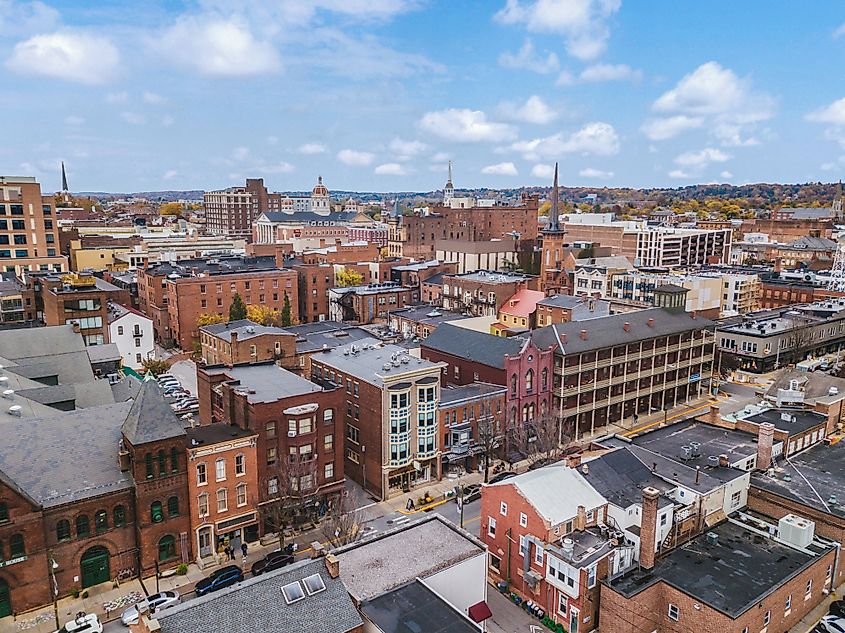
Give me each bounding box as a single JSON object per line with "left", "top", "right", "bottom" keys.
{"left": 756, "top": 422, "right": 775, "bottom": 470}
{"left": 639, "top": 487, "right": 660, "bottom": 570}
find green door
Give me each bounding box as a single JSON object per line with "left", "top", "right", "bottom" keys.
{"left": 80, "top": 547, "right": 110, "bottom": 588}
{"left": 0, "top": 579, "right": 10, "bottom": 618}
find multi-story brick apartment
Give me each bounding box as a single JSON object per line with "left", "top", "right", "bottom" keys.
{"left": 390, "top": 259, "right": 458, "bottom": 303}
{"left": 388, "top": 305, "right": 468, "bottom": 341}
{"left": 301, "top": 240, "right": 379, "bottom": 265}
{"left": 439, "top": 382, "right": 506, "bottom": 475}
{"left": 422, "top": 323, "right": 526, "bottom": 386}
{"left": 199, "top": 319, "right": 297, "bottom": 368}
{"left": 310, "top": 342, "right": 445, "bottom": 500}
{"left": 284, "top": 321, "right": 374, "bottom": 375}
{"left": 758, "top": 269, "right": 845, "bottom": 308}
{"left": 328, "top": 283, "right": 411, "bottom": 324}
{"left": 196, "top": 363, "right": 345, "bottom": 530}
{"left": 535, "top": 295, "right": 611, "bottom": 327}
{"left": 203, "top": 184, "right": 255, "bottom": 238}
{"left": 185, "top": 423, "right": 259, "bottom": 567}
{"left": 441, "top": 270, "right": 539, "bottom": 318}
{"left": 0, "top": 176, "right": 66, "bottom": 275}
{"left": 716, "top": 299, "right": 845, "bottom": 372}
{"left": 0, "top": 273, "right": 37, "bottom": 325}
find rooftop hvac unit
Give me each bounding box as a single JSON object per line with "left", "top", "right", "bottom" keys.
{"left": 7, "top": 405, "right": 21, "bottom": 417}
{"left": 2, "top": 390, "right": 13, "bottom": 399}
{"left": 778, "top": 514, "right": 815, "bottom": 550}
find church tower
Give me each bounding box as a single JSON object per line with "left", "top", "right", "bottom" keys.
{"left": 60, "top": 161, "right": 70, "bottom": 204}
{"left": 443, "top": 161, "right": 454, "bottom": 206}
{"left": 540, "top": 163, "right": 571, "bottom": 295}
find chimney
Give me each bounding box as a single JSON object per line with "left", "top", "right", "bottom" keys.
{"left": 756, "top": 422, "right": 775, "bottom": 470}
{"left": 718, "top": 454, "right": 729, "bottom": 467}
{"left": 560, "top": 333, "right": 568, "bottom": 343}
{"left": 690, "top": 310, "right": 697, "bottom": 319}
{"left": 230, "top": 331, "right": 238, "bottom": 344}
{"left": 325, "top": 553, "right": 340, "bottom": 579}
{"left": 647, "top": 318, "right": 655, "bottom": 328}
{"left": 567, "top": 453, "right": 582, "bottom": 468}
{"left": 707, "top": 404, "right": 721, "bottom": 426}
{"left": 581, "top": 462, "right": 589, "bottom": 475}
{"left": 639, "top": 487, "right": 660, "bottom": 570}
{"left": 623, "top": 322, "right": 630, "bottom": 332}
{"left": 71, "top": 321, "right": 81, "bottom": 334}
{"left": 575, "top": 505, "right": 587, "bottom": 531}
{"left": 694, "top": 466, "right": 700, "bottom": 485}
{"left": 774, "top": 257, "right": 783, "bottom": 273}
{"left": 579, "top": 329, "right": 588, "bottom": 340}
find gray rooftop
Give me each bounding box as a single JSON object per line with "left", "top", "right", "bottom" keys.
{"left": 86, "top": 343, "right": 122, "bottom": 363}
{"left": 209, "top": 363, "right": 322, "bottom": 403}
{"left": 286, "top": 322, "right": 375, "bottom": 354}
{"left": 0, "top": 402, "right": 133, "bottom": 507}
{"left": 573, "top": 255, "right": 634, "bottom": 270}
{"left": 607, "top": 519, "right": 828, "bottom": 618}
{"left": 122, "top": 379, "right": 187, "bottom": 445}
{"left": 536, "top": 295, "right": 611, "bottom": 320}
{"left": 314, "top": 341, "right": 442, "bottom": 388}
{"left": 388, "top": 305, "right": 467, "bottom": 327}
{"left": 582, "top": 448, "right": 675, "bottom": 510}
{"left": 361, "top": 580, "right": 481, "bottom": 633}
{"left": 764, "top": 369, "right": 845, "bottom": 404}
{"left": 333, "top": 515, "right": 485, "bottom": 602}
{"left": 157, "top": 558, "right": 362, "bottom": 633}
{"left": 421, "top": 323, "right": 526, "bottom": 370}
{"left": 439, "top": 382, "right": 507, "bottom": 407}
{"left": 446, "top": 270, "right": 534, "bottom": 284}
{"left": 744, "top": 408, "right": 827, "bottom": 436}
{"left": 201, "top": 319, "right": 294, "bottom": 342}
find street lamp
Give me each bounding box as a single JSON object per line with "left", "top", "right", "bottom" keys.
{"left": 48, "top": 553, "right": 59, "bottom": 630}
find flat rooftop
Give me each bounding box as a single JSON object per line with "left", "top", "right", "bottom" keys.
{"left": 446, "top": 270, "right": 534, "bottom": 284}
{"left": 439, "top": 382, "right": 507, "bottom": 407}
{"left": 202, "top": 319, "right": 293, "bottom": 342}
{"left": 744, "top": 408, "right": 827, "bottom": 436}
{"left": 186, "top": 423, "right": 256, "bottom": 446}
{"left": 333, "top": 515, "right": 485, "bottom": 602}
{"left": 607, "top": 519, "right": 830, "bottom": 618}
{"left": 206, "top": 363, "right": 323, "bottom": 403}
{"left": 360, "top": 580, "right": 480, "bottom": 633}
{"left": 313, "top": 341, "right": 442, "bottom": 388}
{"left": 388, "top": 305, "right": 467, "bottom": 327}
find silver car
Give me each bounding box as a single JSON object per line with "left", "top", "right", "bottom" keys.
{"left": 120, "top": 590, "right": 180, "bottom": 626}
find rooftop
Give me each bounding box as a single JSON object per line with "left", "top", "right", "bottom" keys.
{"left": 388, "top": 305, "right": 467, "bottom": 328}
{"left": 607, "top": 519, "right": 830, "bottom": 618}
{"left": 582, "top": 448, "right": 675, "bottom": 510}
{"left": 122, "top": 379, "right": 187, "bottom": 445}
{"left": 201, "top": 319, "right": 293, "bottom": 342}
{"left": 313, "top": 342, "right": 442, "bottom": 388}
{"left": 422, "top": 322, "right": 525, "bottom": 370}
{"left": 360, "top": 580, "right": 481, "bottom": 633}
{"left": 329, "top": 282, "right": 409, "bottom": 296}
{"left": 439, "top": 382, "right": 507, "bottom": 407}
{"left": 446, "top": 270, "right": 535, "bottom": 284}
{"left": 536, "top": 295, "right": 611, "bottom": 320}
{"left": 743, "top": 408, "right": 828, "bottom": 436}
{"left": 208, "top": 363, "right": 323, "bottom": 403}
{"left": 333, "top": 514, "right": 485, "bottom": 602}
{"left": 573, "top": 255, "right": 634, "bottom": 270}
{"left": 186, "top": 423, "right": 256, "bottom": 446}
{"left": 499, "top": 288, "right": 544, "bottom": 318}
{"left": 719, "top": 300, "right": 845, "bottom": 337}
{"left": 86, "top": 342, "right": 121, "bottom": 364}
{"left": 286, "top": 322, "right": 375, "bottom": 354}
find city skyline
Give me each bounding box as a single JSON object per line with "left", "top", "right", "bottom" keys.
{"left": 3, "top": 1, "right": 845, "bottom": 192}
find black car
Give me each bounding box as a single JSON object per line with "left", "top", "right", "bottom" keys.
{"left": 251, "top": 551, "right": 294, "bottom": 576}
{"left": 194, "top": 565, "right": 243, "bottom": 596}
{"left": 831, "top": 601, "right": 845, "bottom": 618}
{"left": 488, "top": 471, "right": 517, "bottom": 484}
{"left": 460, "top": 484, "right": 482, "bottom": 504}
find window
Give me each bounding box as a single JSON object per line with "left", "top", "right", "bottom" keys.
{"left": 299, "top": 418, "right": 313, "bottom": 434}
{"left": 323, "top": 462, "right": 334, "bottom": 480}
{"left": 167, "top": 496, "right": 179, "bottom": 517}
{"left": 268, "top": 477, "right": 279, "bottom": 495}
{"left": 158, "top": 535, "right": 176, "bottom": 561}
{"left": 9, "top": 534, "right": 24, "bottom": 557}
{"left": 217, "top": 488, "right": 228, "bottom": 512}
{"left": 151, "top": 501, "right": 164, "bottom": 523}
{"left": 534, "top": 543, "right": 544, "bottom": 565}
{"left": 197, "top": 463, "right": 207, "bottom": 485}
{"left": 520, "top": 512, "right": 528, "bottom": 528}
{"left": 56, "top": 519, "right": 71, "bottom": 542}
{"left": 667, "top": 604, "right": 679, "bottom": 621}
{"left": 267, "top": 447, "right": 277, "bottom": 464}
{"left": 558, "top": 593, "right": 567, "bottom": 616}
{"left": 785, "top": 593, "right": 792, "bottom": 613}
{"left": 158, "top": 450, "right": 166, "bottom": 476}
{"left": 76, "top": 515, "right": 90, "bottom": 537}
{"left": 236, "top": 483, "right": 247, "bottom": 507}
{"left": 95, "top": 510, "right": 108, "bottom": 533}
{"left": 519, "top": 535, "right": 527, "bottom": 556}
{"left": 113, "top": 505, "right": 126, "bottom": 527}
{"left": 303, "top": 573, "right": 326, "bottom": 595}
{"left": 500, "top": 501, "right": 508, "bottom": 516}
{"left": 170, "top": 447, "right": 179, "bottom": 473}
{"left": 281, "top": 581, "right": 306, "bottom": 604}
{"left": 215, "top": 458, "right": 226, "bottom": 480}
{"left": 324, "top": 434, "right": 333, "bottom": 452}
{"left": 730, "top": 490, "right": 742, "bottom": 509}
{"left": 235, "top": 454, "right": 245, "bottom": 476}
{"left": 198, "top": 493, "right": 209, "bottom": 517}
{"left": 587, "top": 564, "right": 597, "bottom": 588}
{"left": 763, "top": 610, "right": 770, "bottom": 626}
{"left": 117, "top": 325, "right": 124, "bottom": 335}
{"left": 145, "top": 453, "right": 154, "bottom": 479}
{"left": 347, "top": 424, "right": 360, "bottom": 444}
{"left": 0, "top": 503, "right": 7, "bottom": 523}
{"left": 266, "top": 421, "right": 276, "bottom": 438}
{"left": 660, "top": 514, "right": 667, "bottom": 527}
{"left": 805, "top": 579, "right": 812, "bottom": 599}
{"left": 487, "top": 517, "right": 496, "bottom": 537}
{"left": 525, "top": 369, "right": 534, "bottom": 393}
{"left": 324, "top": 409, "right": 334, "bottom": 424}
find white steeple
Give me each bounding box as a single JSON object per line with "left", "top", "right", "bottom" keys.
{"left": 443, "top": 161, "right": 454, "bottom": 205}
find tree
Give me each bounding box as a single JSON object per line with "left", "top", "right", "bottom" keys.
{"left": 716, "top": 351, "right": 742, "bottom": 378}
{"left": 140, "top": 357, "right": 170, "bottom": 376}
{"left": 247, "top": 304, "right": 281, "bottom": 327}
{"left": 196, "top": 313, "right": 225, "bottom": 327}
{"left": 321, "top": 488, "right": 366, "bottom": 548}
{"left": 280, "top": 292, "right": 293, "bottom": 326}
{"left": 258, "top": 453, "right": 321, "bottom": 551}
{"left": 159, "top": 202, "right": 183, "bottom": 216}
{"left": 476, "top": 413, "right": 505, "bottom": 484}
{"left": 229, "top": 293, "right": 247, "bottom": 321}
{"left": 336, "top": 268, "right": 364, "bottom": 287}
{"left": 508, "top": 409, "right": 566, "bottom": 468}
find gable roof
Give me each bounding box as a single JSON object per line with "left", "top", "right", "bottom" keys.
{"left": 499, "top": 289, "right": 544, "bottom": 318}
{"left": 581, "top": 448, "right": 674, "bottom": 509}
{"left": 421, "top": 323, "right": 525, "bottom": 370}
{"left": 122, "top": 378, "right": 187, "bottom": 445}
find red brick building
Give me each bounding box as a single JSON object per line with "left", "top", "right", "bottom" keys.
{"left": 328, "top": 283, "right": 411, "bottom": 324}
{"left": 199, "top": 319, "right": 297, "bottom": 368}
{"left": 439, "top": 382, "right": 506, "bottom": 475}
{"left": 441, "top": 270, "right": 539, "bottom": 318}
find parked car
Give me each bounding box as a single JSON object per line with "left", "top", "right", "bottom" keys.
{"left": 120, "top": 591, "right": 181, "bottom": 626}
{"left": 488, "top": 471, "right": 517, "bottom": 484}
{"left": 156, "top": 373, "right": 176, "bottom": 381}
{"left": 157, "top": 376, "right": 179, "bottom": 385}
{"left": 162, "top": 385, "right": 185, "bottom": 396}
{"left": 194, "top": 565, "right": 243, "bottom": 596}
{"left": 251, "top": 551, "right": 294, "bottom": 576}
{"left": 171, "top": 398, "right": 197, "bottom": 410}
{"left": 816, "top": 615, "right": 845, "bottom": 633}
{"left": 459, "top": 484, "right": 482, "bottom": 504}
{"left": 57, "top": 613, "right": 103, "bottom": 633}
{"left": 174, "top": 404, "right": 199, "bottom": 415}
{"left": 831, "top": 601, "right": 845, "bottom": 618}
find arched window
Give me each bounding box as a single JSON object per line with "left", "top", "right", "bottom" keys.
{"left": 157, "top": 450, "right": 166, "bottom": 476}
{"left": 113, "top": 505, "right": 126, "bottom": 528}
{"left": 525, "top": 369, "right": 534, "bottom": 393}
{"left": 145, "top": 453, "right": 153, "bottom": 479}
{"left": 167, "top": 496, "right": 179, "bottom": 518}
{"left": 56, "top": 519, "right": 71, "bottom": 542}
{"left": 151, "top": 501, "right": 164, "bottom": 524}
{"left": 76, "top": 515, "right": 90, "bottom": 538}
{"left": 157, "top": 535, "right": 176, "bottom": 561}
{"left": 170, "top": 447, "right": 179, "bottom": 473}
{"left": 541, "top": 368, "right": 548, "bottom": 390}
{"left": 9, "top": 534, "right": 24, "bottom": 557}
{"left": 94, "top": 510, "right": 108, "bottom": 534}
{"left": 510, "top": 406, "right": 517, "bottom": 424}
{"left": 522, "top": 404, "right": 529, "bottom": 423}
{"left": 510, "top": 374, "right": 517, "bottom": 396}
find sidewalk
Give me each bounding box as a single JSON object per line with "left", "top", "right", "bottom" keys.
{"left": 789, "top": 583, "right": 842, "bottom": 633}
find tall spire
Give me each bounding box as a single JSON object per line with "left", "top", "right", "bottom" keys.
{"left": 447, "top": 160, "right": 453, "bottom": 185}
{"left": 391, "top": 197, "right": 400, "bottom": 218}
{"left": 61, "top": 161, "right": 69, "bottom": 193}
{"left": 547, "top": 162, "right": 560, "bottom": 232}
{"left": 443, "top": 160, "right": 454, "bottom": 204}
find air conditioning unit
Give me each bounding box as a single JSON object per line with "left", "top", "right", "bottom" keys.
{"left": 288, "top": 430, "right": 297, "bottom": 438}
{"left": 778, "top": 514, "right": 815, "bottom": 550}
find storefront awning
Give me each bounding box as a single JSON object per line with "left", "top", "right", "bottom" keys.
{"left": 468, "top": 601, "right": 492, "bottom": 623}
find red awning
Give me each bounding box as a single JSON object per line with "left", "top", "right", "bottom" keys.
{"left": 468, "top": 600, "right": 493, "bottom": 623}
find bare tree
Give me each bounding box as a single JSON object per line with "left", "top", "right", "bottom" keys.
{"left": 321, "top": 487, "right": 366, "bottom": 548}
{"left": 476, "top": 412, "right": 505, "bottom": 483}
{"left": 784, "top": 315, "right": 815, "bottom": 361}
{"left": 258, "top": 454, "right": 321, "bottom": 550}
{"left": 508, "top": 410, "right": 565, "bottom": 468}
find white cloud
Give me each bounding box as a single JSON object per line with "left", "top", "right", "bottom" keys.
{"left": 579, "top": 167, "right": 613, "bottom": 178}
{"left": 641, "top": 115, "right": 703, "bottom": 141}
{"left": 374, "top": 162, "right": 410, "bottom": 175}
{"left": 512, "top": 122, "right": 620, "bottom": 159}
{"left": 298, "top": 143, "right": 327, "bottom": 155}
{"left": 257, "top": 161, "right": 295, "bottom": 174}
{"left": 498, "top": 39, "right": 559, "bottom": 74}
{"left": 418, "top": 108, "right": 516, "bottom": 143}
{"left": 674, "top": 147, "right": 731, "bottom": 168}
{"left": 834, "top": 23, "right": 845, "bottom": 38}
{"left": 494, "top": 0, "right": 622, "bottom": 60}
{"left": 163, "top": 169, "right": 179, "bottom": 180}
{"left": 7, "top": 31, "right": 120, "bottom": 84}
{"left": 106, "top": 91, "right": 128, "bottom": 104}
{"left": 720, "top": 170, "right": 733, "bottom": 179}
{"left": 807, "top": 98, "right": 845, "bottom": 148}
{"left": 149, "top": 16, "right": 281, "bottom": 77}
{"left": 337, "top": 149, "right": 375, "bottom": 166}
{"left": 389, "top": 138, "right": 428, "bottom": 160}
{"left": 649, "top": 61, "right": 775, "bottom": 145}
{"left": 143, "top": 91, "right": 166, "bottom": 105}
{"left": 0, "top": 0, "right": 60, "bottom": 36}
{"left": 231, "top": 146, "right": 250, "bottom": 161}
{"left": 531, "top": 163, "right": 555, "bottom": 179}
{"left": 64, "top": 115, "right": 84, "bottom": 126}
{"left": 579, "top": 63, "right": 641, "bottom": 83}
{"left": 120, "top": 111, "right": 145, "bottom": 125}
{"left": 481, "top": 161, "right": 518, "bottom": 176}
{"left": 431, "top": 152, "right": 450, "bottom": 162}
{"left": 555, "top": 70, "right": 575, "bottom": 86}
{"left": 668, "top": 169, "right": 692, "bottom": 179}
{"left": 498, "top": 95, "right": 557, "bottom": 125}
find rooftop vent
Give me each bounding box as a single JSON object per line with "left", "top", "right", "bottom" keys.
{"left": 1, "top": 390, "right": 13, "bottom": 400}
{"left": 705, "top": 532, "right": 719, "bottom": 546}
{"left": 7, "top": 405, "right": 21, "bottom": 417}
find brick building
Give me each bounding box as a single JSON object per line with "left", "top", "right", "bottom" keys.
{"left": 535, "top": 295, "right": 611, "bottom": 327}
{"left": 421, "top": 323, "right": 525, "bottom": 386}
{"left": 539, "top": 165, "right": 573, "bottom": 295}
{"left": 310, "top": 342, "right": 445, "bottom": 500}
{"left": 388, "top": 305, "right": 468, "bottom": 341}
{"left": 284, "top": 321, "right": 374, "bottom": 375}
{"left": 0, "top": 176, "right": 66, "bottom": 275}
{"left": 441, "top": 270, "right": 539, "bottom": 318}
{"left": 292, "top": 262, "right": 335, "bottom": 323}
{"left": 390, "top": 259, "right": 458, "bottom": 303}
{"left": 0, "top": 273, "right": 37, "bottom": 325}
{"left": 439, "top": 382, "right": 506, "bottom": 475}
{"left": 199, "top": 319, "right": 297, "bottom": 368}
{"left": 328, "top": 283, "right": 411, "bottom": 324}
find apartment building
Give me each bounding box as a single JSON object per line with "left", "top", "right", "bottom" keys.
{"left": 535, "top": 295, "right": 611, "bottom": 328}
{"left": 107, "top": 302, "right": 154, "bottom": 369}
{"left": 327, "top": 283, "right": 411, "bottom": 324}
{"left": 495, "top": 288, "right": 544, "bottom": 333}
{"left": 310, "top": 342, "right": 445, "bottom": 500}
{"left": 199, "top": 319, "right": 297, "bottom": 368}
{"left": 0, "top": 176, "right": 66, "bottom": 275}
{"left": 439, "top": 382, "right": 506, "bottom": 474}
{"left": 608, "top": 270, "right": 722, "bottom": 317}
{"left": 203, "top": 186, "right": 255, "bottom": 238}
{"left": 441, "top": 270, "right": 539, "bottom": 318}
{"left": 0, "top": 273, "right": 36, "bottom": 325}
{"left": 572, "top": 255, "right": 634, "bottom": 298}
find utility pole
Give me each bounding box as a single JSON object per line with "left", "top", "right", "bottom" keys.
{"left": 48, "top": 551, "right": 59, "bottom": 631}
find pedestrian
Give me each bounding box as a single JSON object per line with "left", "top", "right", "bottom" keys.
{"left": 240, "top": 542, "right": 248, "bottom": 558}
{"left": 226, "top": 545, "right": 233, "bottom": 561}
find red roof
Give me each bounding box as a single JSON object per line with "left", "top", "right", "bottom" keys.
{"left": 499, "top": 289, "right": 544, "bottom": 318}
{"left": 468, "top": 601, "right": 493, "bottom": 622}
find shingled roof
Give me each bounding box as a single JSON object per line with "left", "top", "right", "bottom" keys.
{"left": 421, "top": 323, "right": 526, "bottom": 370}
{"left": 122, "top": 378, "right": 187, "bottom": 446}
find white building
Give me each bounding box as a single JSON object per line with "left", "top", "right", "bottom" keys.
{"left": 107, "top": 302, "right": 154, "bottom": 369}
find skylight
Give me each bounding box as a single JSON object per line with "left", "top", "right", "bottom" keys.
{"left": 303, "top": 573, "right": 326, "bottom": 595}
{"left": 281, "top": 581, "right": 305, "bottom": 604}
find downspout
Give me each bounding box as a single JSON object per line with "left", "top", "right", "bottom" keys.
{"left": 506, "top": 527, "right": 513, "bottom": 584}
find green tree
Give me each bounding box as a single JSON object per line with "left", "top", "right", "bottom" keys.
{"left": 229, "top": 293, "right": 247, "bottom": 321}
{"left": 197, "top": 313, "right": 225, "bottom": 327}
{"left": 281, "top": 292, "right": 293, "bottom": 327}
{"left": 141, "top": 357, "right": 170, "bottom": 377}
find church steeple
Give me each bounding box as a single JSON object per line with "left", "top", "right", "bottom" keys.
{"left": 443, "top": 160, "right": 454, "bottom": 205}
{"left": 60, "top": 161, "right": 70, "bottom": 204}
{"left": 544, "top": 162, "right": 563, "bottom": 233}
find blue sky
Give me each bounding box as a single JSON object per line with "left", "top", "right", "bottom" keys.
{"left": 3, "top": 0, "right": 845, "bottom": 194}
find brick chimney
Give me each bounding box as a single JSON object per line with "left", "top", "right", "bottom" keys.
{"left": 567, "top": 453, "right": 582, "bottom": 468}
{"left": 71, "top": 321, "right": 81, "bottom": 334}
{"left": 623, "top": 322, "right": 630, "bottom": 332}
{"left": 756, "top": 422, "right": 775, "bottom": 470}
{"left": 230, "top": 331, "right": 238, "bottom": 344}
{"left": 579, "top": 329, "right": 588, "bottom": 340}
{"left": 575, "top": 505, "right": 587, "bottom": 531}
{"left": 639, "top": 487, "right": 660, "bottom": 570}
{"left": 707, "top": 404, "right": 721, "bottom": 426}
{"left": 647, "top": 318, "right": 654, "bottom": 328}
{"left": 325, "top": 553, "right": 340, "bottom": 579}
